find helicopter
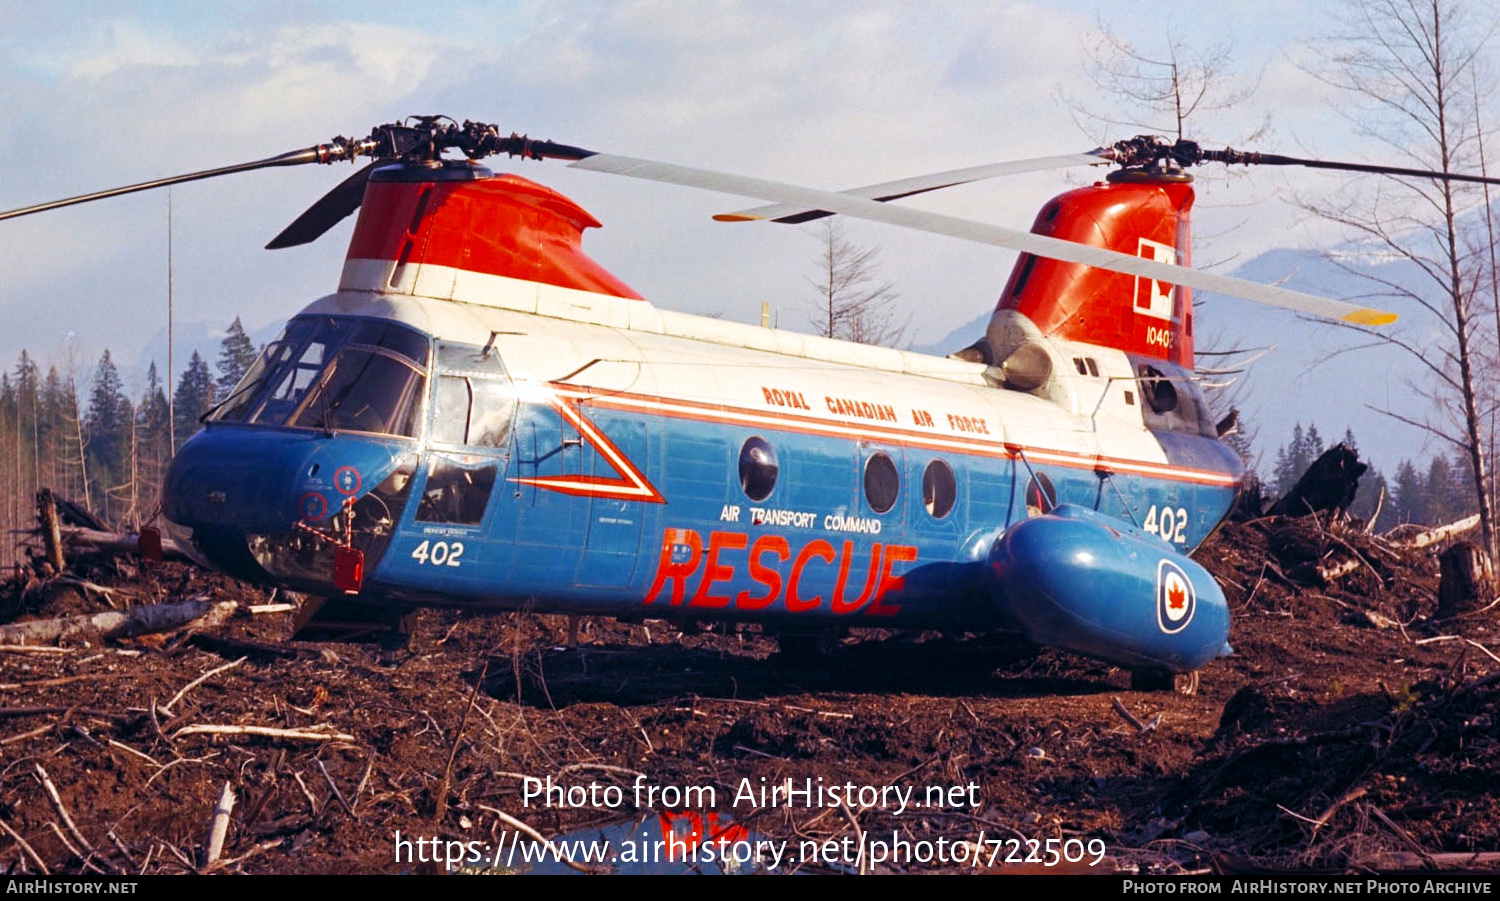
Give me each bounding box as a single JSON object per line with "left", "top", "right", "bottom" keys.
{"left": 6, "top": 116, "right": 1492, "bottom": 692}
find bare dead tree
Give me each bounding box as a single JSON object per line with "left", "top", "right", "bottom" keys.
{"left": 805, "top": 220, "right": 909, "bottom": 348}
{"left": 1062, "top": 18, "right": 1268, "bottom": 144}
{"left": 1298, "top": 0, "right": 1498, "bottom": 558}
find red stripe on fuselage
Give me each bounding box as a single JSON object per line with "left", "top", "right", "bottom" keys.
{"left": 509, "top": 393, "right": 666, "bottom": 502}
{"left": 544, "top": 384, "right": 1239, "bottom": 490}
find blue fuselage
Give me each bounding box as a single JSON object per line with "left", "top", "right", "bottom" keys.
{"left": 163, "top": 310, "right": 1241, "bottom": 672}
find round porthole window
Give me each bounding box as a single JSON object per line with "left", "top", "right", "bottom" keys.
{"left": 1025, "top": 471, "right": 1057, "bottom": 517}
{"left": 739, "top": 436, "right": 778, "bottom": 501}
{"left": 923, "top": 459, "right": 956, "bottom": 519}
{"left": 864, "top": 452, "right": 900, "bottom": 514}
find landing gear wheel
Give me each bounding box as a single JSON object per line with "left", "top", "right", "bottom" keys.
{"left": 1131, "top": 669, "right": 1199, "bottom": 695}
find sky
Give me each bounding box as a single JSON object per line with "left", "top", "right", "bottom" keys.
{"left": 0, "top": 0, "right": 1492, "bottom": 477}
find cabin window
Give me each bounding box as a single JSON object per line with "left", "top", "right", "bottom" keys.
{"left": 1025, "top": 472, "right": 1056, "bottom": 517}
{"left": 468, "top": 379, "right": 517, "bottom": 448}
{"left": 923, "top": 459, "right": 956, "bottom": 519}
{"left": 864, "top": 452, "right": 900, "bottom": 514}
{"left": 1137, "top": 364, "right": 1179, "bottom": 415}
{"left": 738, "top": 436, "right": 778, "bottom": 501}
{"left": 1134, "top": 361, "right": 1217, "bottom": 437}
{"left": 432, "top": 377, "right": 471, "bottom": 445}
{"left": 430, "top": 340, "right": 517, "bottom": 449}
{"left": 431, "top": 375, "right": 515, "bottom": 449}
{"left": 415, "top": 456, "right": 498, "bottom": 525}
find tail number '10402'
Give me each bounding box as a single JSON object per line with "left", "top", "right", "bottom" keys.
{"left": 411, "top": 540, "right": 465, "bottom": 566}
{"left": 1143, "top": 505, "right": 1188, "bottom": 544}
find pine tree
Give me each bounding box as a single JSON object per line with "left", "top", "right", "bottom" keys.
{"left": 217, "top": 317, "right": 258, "bottom": 397}
{"left": 174, "top": 351, "right": 214, "bottom": 450}
{"left": 1273, "top": 423, "right": 1309, "bottom": 497}
{"left": 1304, "top": 426, "right": 1326, "bottom": 473}
{"left": 136, "top": 362, "right": 172, "bottom": 511}
{"left": 86, "top": 349, "right": 132, "bottom": 520}
{"left": 1426, "top": 455, "right": 1455, "bottom": 526}
{"left": 44, "top": 368, "right": 86, "bottom": 504}
{"left": 0, "top": 372, "right": 14, "bottom": 570}
{"left": 1392, "top": 459, "right": 1427, "bottom": 525}
{"left": 13, "top": 352, "right": 39, "bottom": 504}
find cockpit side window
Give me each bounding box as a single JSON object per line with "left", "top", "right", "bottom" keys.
{"left": 430, "top": 341, "right": 516, "bottom": 450}
{"left": 432, "top": 377, "right": 472, "bottom": 445}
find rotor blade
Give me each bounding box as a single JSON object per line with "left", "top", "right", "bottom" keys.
{"left": 0, "top": 146, "right": 340, "bottom": 223}
{"left": 266, "top": 161, "right": 381, "bottom": 249}
{"left": 1203, "top": 149, "right": 1500, "bottom": 185}
{"left": 572, "top": 154, "right": 1397, "bottom": 327}
{"left": 713, "top": 152, "right": 1111, "bottom": 224}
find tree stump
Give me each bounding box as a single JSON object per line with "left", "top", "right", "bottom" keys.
{"left": 1438, "top": 540, "right": 1493, "bottom": 618}
{"left": 1268, "top": 443, "right": 1367, "bottom": 517}
{"left": 35, "top": 489, "right": 66, "bottom": 573}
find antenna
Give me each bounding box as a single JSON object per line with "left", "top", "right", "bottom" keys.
{"left": 167, "top": 189, "right": 175, "bottom": 453}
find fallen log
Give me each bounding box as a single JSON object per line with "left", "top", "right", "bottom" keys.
{"left": 1389, "top": 514, "right": 1482, "bottom": 550}
{"left": 0, "top": 599, "right": 236, "bottom": 646}
{"left": 57, "top": 526, "right": 188, "bottom": 561}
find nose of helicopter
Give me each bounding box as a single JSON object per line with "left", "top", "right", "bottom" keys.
{"left": 162, "top": 426, "right": 409, "bottom": 586}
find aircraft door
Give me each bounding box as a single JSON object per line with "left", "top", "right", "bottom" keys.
{"left": 394, "top": 343, "right": 516, "bottom": 589}
{"left": 576, "top": 404, "right": 648, "bottom": 587}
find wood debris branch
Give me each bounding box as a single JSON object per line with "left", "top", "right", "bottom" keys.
{"left": 159, "top": 657, "right": 247, "bottom": 717}
{"left": 35, "top": 764, "right": 112, "bottom": 873}
{"left": 0, "top": 600, "right": 236, "bottom": 646}
{"left": 170, "top": 724, "right": 355, "bottom": 743}
{"left": 837, "top": 800, "right": 867, "bottom": 875}
{"left": 1313, "top": 558, "right": 1361, "bottom": 584}
{"left": 201, "top": 782, "right": 235, "bottom": 871}
{"left": 1390, "top": 514, "right": 1482, "bottom": 550}
{"left": 476, "top": 804, "right": 612, "bottom": 874}
{"left": 243, "top": 603, "right": 297, "bottom": 615}
{"left": 0, "top": 815, "right": 50, "bottom": 875}
{"left": 316, "top": 759, "right": 357, "bottom": 819}
{"left": 1110, "top": 696, "right": 1154, "bottom": 732}
{"left": 435, "top": 660, "right": 488, "bottom": 822}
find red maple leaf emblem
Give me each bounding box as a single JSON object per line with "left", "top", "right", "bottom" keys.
{"left": 1167, "top": 582, "right": 1187, "bottom": 611}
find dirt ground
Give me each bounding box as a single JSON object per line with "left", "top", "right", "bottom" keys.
{"left": 3, "top": 514, "right": 1500, "bottom": 875}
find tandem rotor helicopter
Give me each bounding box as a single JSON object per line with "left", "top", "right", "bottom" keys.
{"left": 6, "top": 116, "right": 1497, "bottom": 691}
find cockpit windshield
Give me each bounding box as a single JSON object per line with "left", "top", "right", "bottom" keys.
{"left": 209, "top": 316, "right": 430, "bottom": 438}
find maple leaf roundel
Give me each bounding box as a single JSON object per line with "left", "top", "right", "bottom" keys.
{"left": 1156, "top": 559, "right": 1196, "bottom": 634}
